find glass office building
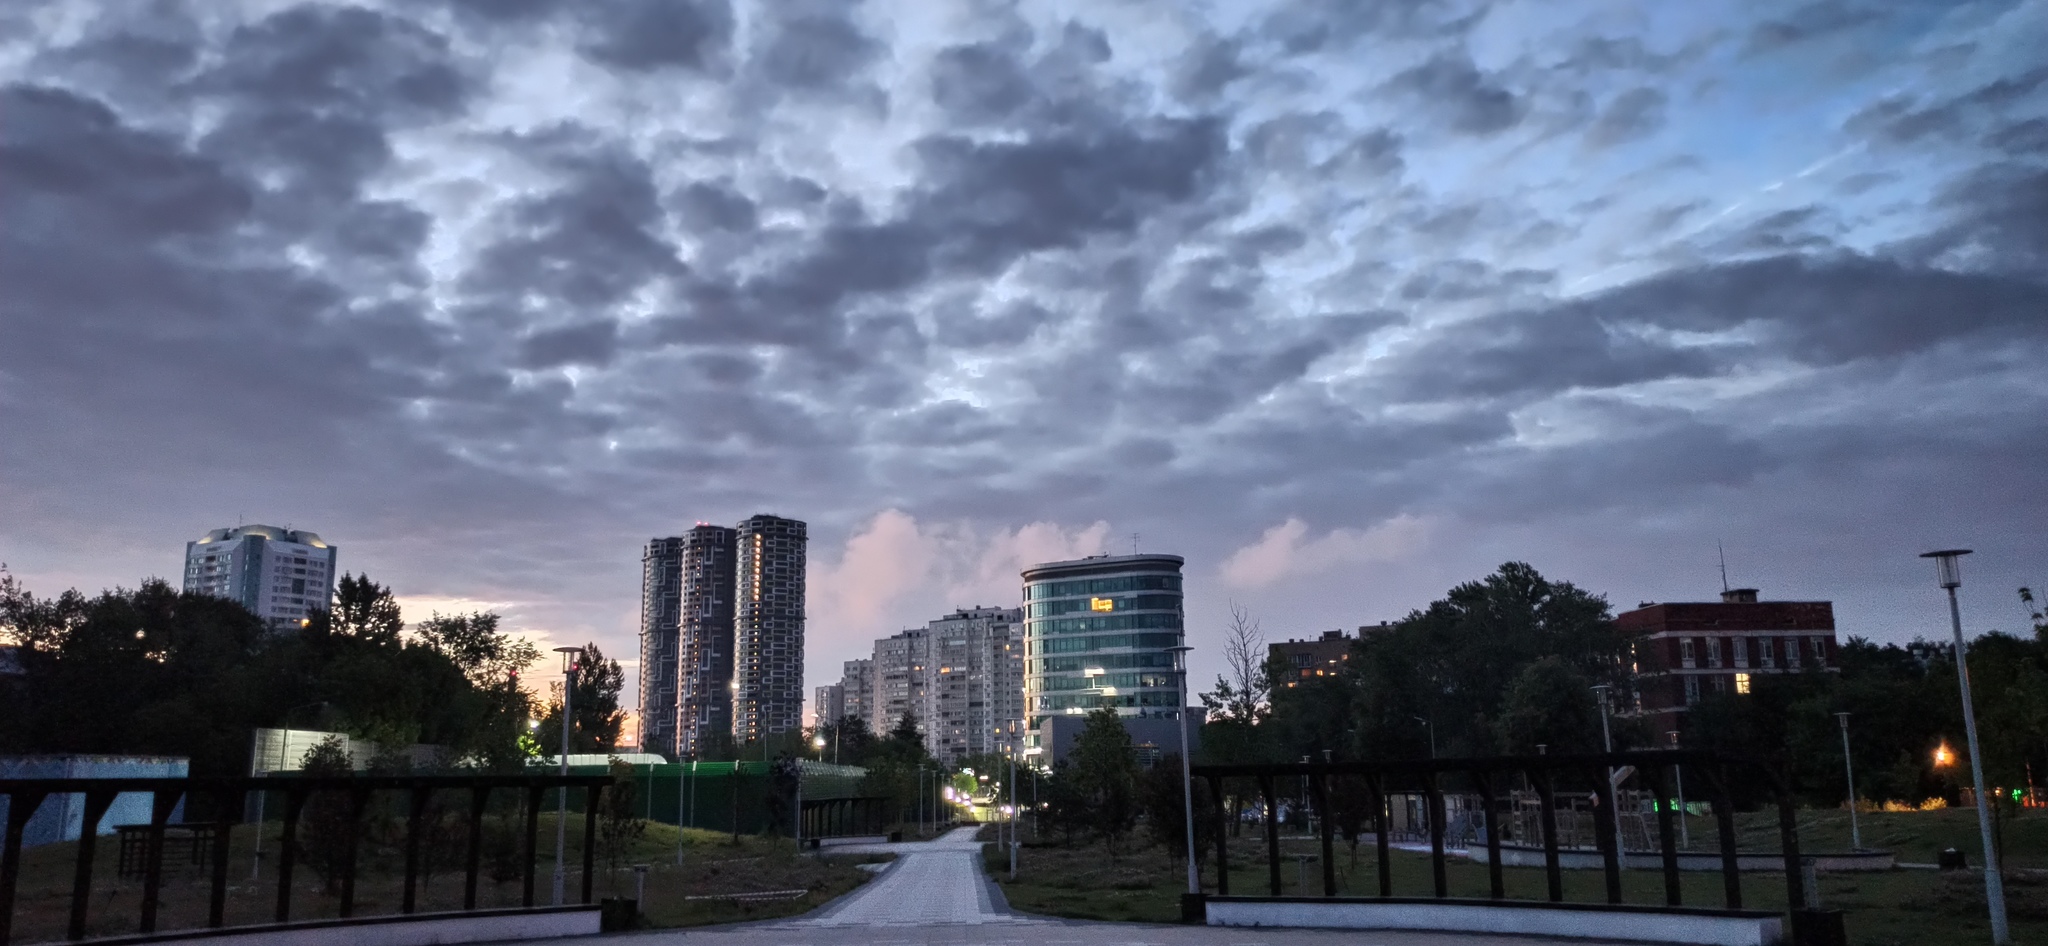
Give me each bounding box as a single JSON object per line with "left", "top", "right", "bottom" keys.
{"left": 1021, "top": 553, "right": 1185, "bottom": 747}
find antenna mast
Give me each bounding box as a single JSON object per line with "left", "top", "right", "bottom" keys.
{"left": 1718, "top": 541, "right": 1730, "bottom": 593}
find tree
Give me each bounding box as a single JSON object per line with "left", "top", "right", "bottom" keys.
{"left": 600, "top": 758, "right": 648, "bottom": 892}
{"left": 858, "top": 711, "right": 933, "bottom": 826}
{"left": 537, "top": 642, "right": 627, "bottom": 754}
{"left": 1345, "top": 562, "right": 1620, "bottom": 761}
{"left": 1140, "top": 753, "right": 1215, "bottom": 867}
{"left": 414, "top": 611, "right": 539, "bottom": 768}
{"left": 299, "top": 735, "right": 356, "bottom": 893}
{"left": 1494, "top": 657, "right": 1602, "bottom": 755}
{"left": 315, "top": 574, "right": 403, "bottom": 645}
{"left": 1069, "top": 708, "right": 1140, "bottom": 856}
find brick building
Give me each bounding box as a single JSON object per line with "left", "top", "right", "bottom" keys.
{"left": 1616, "top": 588, "right": 1839, "bottom": 733}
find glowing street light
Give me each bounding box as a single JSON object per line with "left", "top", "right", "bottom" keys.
{"left": 1920, "top": 549, "right": 2007, "bottom": 944}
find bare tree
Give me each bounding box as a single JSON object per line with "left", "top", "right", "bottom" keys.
{"left": 1219, "top": 601, "right": 1269, "bottom": 723}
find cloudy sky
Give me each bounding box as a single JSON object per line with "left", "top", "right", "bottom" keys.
{"left": 3, "top": 0, "right": 2045, "bottom": 727}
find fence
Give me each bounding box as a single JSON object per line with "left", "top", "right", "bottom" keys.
{"left": 1191, "top": 749, "right": 1807, "bottom": 912}
{"left": 0, "top": 772, "right": 611, "bottom": 945}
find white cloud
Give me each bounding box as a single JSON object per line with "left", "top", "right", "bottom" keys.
{"left": 1219, "top": 515, "right": 1433, "bottom": 590}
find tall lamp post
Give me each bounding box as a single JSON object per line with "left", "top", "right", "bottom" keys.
{"left": 1667, "top": 731, "right": 1689, "bottom": 850}
{"left": 1836, "top": 713, "right": 1861, "bottom": 851}
{"left": 1168, "top": 645, "right": 1198, "bottom": 900}
{"left": 1921, "top": 549, "right": 2007, "bottom": 944}
{"left": 1591, "top": 684, "right": 1624, "bottom": 868}
{"left": 1413, "top": 716, "right": 1435, "bottom": 760}
{"left": 551, "top": 646, "right": 584, "bottom": 907}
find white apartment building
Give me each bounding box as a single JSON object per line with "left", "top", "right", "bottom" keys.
{"left": 183, "top": 525, "right": 338, "bottom": 630}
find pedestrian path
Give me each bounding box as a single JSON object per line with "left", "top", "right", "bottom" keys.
{"left": 771, "top": 826, "right": 1044, "bottom": 928}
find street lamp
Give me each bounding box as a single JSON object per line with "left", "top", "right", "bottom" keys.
{"left": 1168, "top": 644, "right": 1198, "bottom": 901}
{"left": 1836, "top": 713, "right": 1861, "bottom": 851}
{"left": 1591, "top": 684, "right": 1624, "bottom": 868}
{"left": 551, "top": 645, "right": 584, "bottom": 907}
{"left": 1412, "top": 716, "right": 1435, "bottom": 760}
{"left": 1668, "top": 731, "right": 1690, "bottom": 850}
{"left": 1920, "top": 549, "right": 2007, "bottom": 944}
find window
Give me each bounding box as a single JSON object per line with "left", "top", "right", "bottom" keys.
{"left": 1734, "top": 673, "right": 1752, "bottom": 695}
{"left": 1706, "top": 638, "right": 1722, "bottom": 668}
{"left": 1711, "top": 675, "right": 1728, "bottom": 695}
{"left": 1811, "top": 638, "right": 1828, "bottom": 666}
{"left": 1759, "top": 637, "right": 1775, "bottom": 667}
{"left": 1732, "top": 637, "right": 1749, "bottom": 668}
{"left": 1786, "top": 638, "right": 1802, "bottom": 668}
{"left": 1680, "top": 639, "right": 1696, "bottom": 668}
{"left": 1684, "top": 676, "right": 1701, "bottom": 705}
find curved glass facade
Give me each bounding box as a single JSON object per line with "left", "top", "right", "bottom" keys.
{"left": 1021, "top": 553, "right": 1186, "bottom": 741}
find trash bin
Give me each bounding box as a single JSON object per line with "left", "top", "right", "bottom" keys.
{"left": 600, "top": 898, "right": 639, "bottom": 932}
{"left": 1791, "top": 909, "right": 1846, "bottom": 946}
{"left": 1938, "top": 847, "right": 1967, "bottom": 871}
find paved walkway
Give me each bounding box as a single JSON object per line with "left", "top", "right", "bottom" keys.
{"left": 774, "top": 826, "right": 1036, "bottom": 927}
{"left": 527, "top": 827, "right": 1622, "bottom": 946}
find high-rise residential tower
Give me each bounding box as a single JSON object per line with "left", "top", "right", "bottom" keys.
{"left": 839, "top": 657, "right": 875, "bottom": 730}
{"left": 813, "top": 684, "right": 844, "bottom": 729}
{"left": 1021, "top": 554, "right": 1186, "bottom": 751}
{"left": 870, "top": 627, "right": 929, "bottom": 736}
{"left": 638, "top": 537, "right": 686, "bottom": 756}
{"left": 733, "top": 514, "right": 807, "bottom": 745}
{"left": 676, "top": 524, "right": 738, "bottom": 758}
{"left": 919, "top": 606, "right": 1026, "bottom": 762}
{"left": 183, "top": 525, "right": 338, "bottom": 630}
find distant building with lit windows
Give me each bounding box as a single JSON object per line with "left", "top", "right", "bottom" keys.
{"left": 1270, "top": 628, "right": 1362, "bottom": 686}
{"left": 733, "top": 514, "right": 807, "bottom": 745}
{"left": 675, "top": 524, "right": 738, "bottom": 759}
{"left": 1022, "top": 554, "right": 1186, "bottom": 752}
{"left": 183, "top": 525, "right": 337, "bottom": 630}
{"left": 1617, "top": 588, "right": 1839, "bottom": 733}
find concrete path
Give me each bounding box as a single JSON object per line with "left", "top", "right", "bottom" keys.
{"left": 525, "top": 827, "right": 1625, "bottom": 946}
{"left": 775, "top": 826, "right": 1037, "bottom": 927}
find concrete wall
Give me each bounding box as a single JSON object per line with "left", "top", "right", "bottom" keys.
{"left": 1206, "top": 898, "right": 1783, "bottom": 946}
{"left": 86, "top": 907, "right": 599, "bottom": 946}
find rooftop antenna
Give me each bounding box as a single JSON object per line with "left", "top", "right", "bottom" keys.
{"left": 1131, "top": 532, "right": 1140, "bottom": 555}
{"left": 1718, "top": 540, "right": 1730, "bottom": 593}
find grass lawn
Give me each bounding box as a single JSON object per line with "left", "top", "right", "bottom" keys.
{"left": 986, "top": 809, "right": 2048, "bottom": 946}
{"left": 4, "top": 815, "right": 877, "bottom": 943}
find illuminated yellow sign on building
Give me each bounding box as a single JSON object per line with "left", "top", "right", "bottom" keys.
{"left": 1090, "top": 597, "right": 1114, "bottom": 612}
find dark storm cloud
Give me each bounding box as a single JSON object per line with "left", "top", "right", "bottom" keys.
{"left": 1987, "top": 118, "right": 2048, "bottom": 156}
{"left": 752, "top": 5, "right": 883, "bottom": 92}
{"left": 1584, "top": 87, "right": 1667, "bottom": 148}
{"left": 1916, "top": 163, "right": 2048, "bottom": 274}
{"left": 578, "top": 0, "right": 734, "bottom": 72}
{"left": 1378, "top": 252, "right": 2048, "bottom": 405}
{"left": 649, "top": 115, "right": 1227, "bottom": 355}
{"left": 1846, "top": 68, "right": 2048, "bottom": 147}
{"left": 671, "top": 180, "right": 759, "bottom": 232}
{"left": 1383, "top": 51, "right": 1525, "bottom": 136}
{"left": 518, "top": 320, "right": 621, "bottom": 370}
{"left": 464, "top": 133, "right": 686, "bottom": 309}
{"left": 201, "top": 5, "right": 472, "bottom": 122}
{"left": 1745, "top": 0, "right": 1880, "bottom": 53}
{"left": 930, "top": 42, "right": 1036, "bottom": 122}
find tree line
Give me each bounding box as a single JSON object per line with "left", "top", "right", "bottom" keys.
{"left": 1202, "top": 561, "right": 2048, "bottom": 809}
{"left": 0, "top": 567, "right": 626, "bottom": 775}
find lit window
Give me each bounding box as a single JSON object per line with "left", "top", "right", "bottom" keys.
{"left": 1089, "top": 597, "right": 1114, "bottom": 612}
{"left": 1734, "top": 673, "right": 1751, "bottom": 695}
